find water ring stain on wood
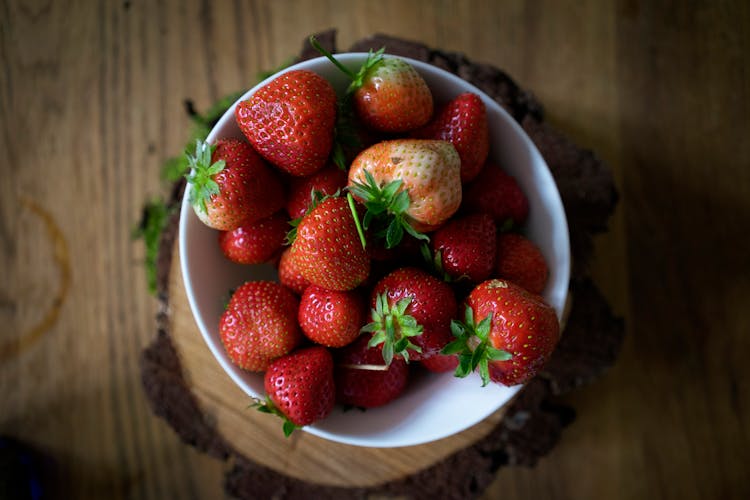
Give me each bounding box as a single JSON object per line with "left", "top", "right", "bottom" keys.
{"left": 0, "top": 198, "right": 71, "bottom": 361}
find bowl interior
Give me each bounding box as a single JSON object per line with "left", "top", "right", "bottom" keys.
{"left": 179, "top": 54, "right": 570, "bottom": 448}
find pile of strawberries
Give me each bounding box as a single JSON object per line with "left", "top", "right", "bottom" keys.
{"left": 186, "top": 39, "right": 561, "bottom": 437}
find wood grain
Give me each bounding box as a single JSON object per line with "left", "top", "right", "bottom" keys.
{"left": 1, "top": 1, "right": 748, "bottom": 499}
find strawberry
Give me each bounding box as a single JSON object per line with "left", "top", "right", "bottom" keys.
{"left": 420, "top": 353, "right": 459, "bottom": 373}
{"left": 334, "top": 334, "right": 409, "bottom": 408}
{"left": 298, "top": 286, "right": 366, "bottom": 348}
{"left": 291, "top": 195, "right": 370, "bottom": 291}
{"left": 348, "top": 139, "right": 462, "bottom": 246}
{"left": 235, "top": 69, "right": 337, "bottom": 176}
{"left": 445, "top": 279, "right": 559, "bottom": 386}
{"left": 462, "top": 163, "right": 529, "bottom": 229}
{"left": 218, "top": 211, "right": 288, "bottom": 265}
{"left": 412, "top": 92, "right": 489, "bottom": 183}
{"left": 259, "top": 346, "right": 335, "bottom": 436}
{"left": 495, "top": 233, "right": 549, "bottom": 295}
{"left": 364, "top": 267, "right": 457, "bottom": 364}
{"left": 219, "top": 281, "right": 302, "bottom": 372}
{"left": 285, "top": 164, "right": 348, "bottom": 220}
{"left": 311, "top": 37, "right": 433, "bottom": 133}
{"left": 430, "top": 213, "right": 497, "bottom": 283}
{"left": 277, "top": 247, "right": 311, "bottom": 295}
{"left": 186, "top": 139, "right": 285, "bottom": 231}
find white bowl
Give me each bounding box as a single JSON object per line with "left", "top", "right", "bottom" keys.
{"left": 179, "top": 54, "right": 570, "bottom": 448}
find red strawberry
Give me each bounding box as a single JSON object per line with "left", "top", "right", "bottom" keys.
{"left": 291, "top": 196, "right": 370, "bottom": 291}
{"left": 365, "top": 267, "right": 457, "bottom": 363}
{"left": 431, "top": 213, "right": 497, "bottom": 283}
{"left": 335, "top": 334, "right": 409, "bottom": 408}
{"left": 462, "top": 163, "right": 529, "bottom": 228}
{"left": 311, "top": 38, "right": 433, "bottom": 133}
{"left": 235, "top": 69, "right": 337, "bottom": 176}
{"left": 186, "top": 139, "right": 285, "bottom": 230}
{"left": 218, "top": 211, "right": 288, "bottom": 265}
{"left": 420, "top": 353, "right": 459, "bottom": 373}
{"left": 348, "top": 139, "right": 462, "bottom": 245}
{"left": 298, "top": 286, "right": 366, "bottom": 348}
{"left": 286, "top": 164, "right": 348, "bottom": 220}
{"left": 260, "top": 346, "right": 335, "bottom": 436}
{"left": 219, "top": 281, "right": 302, "bottom": 372}
{"left": 495, "top": 233, "right": 549, "bottom": 295}
{"left": 277, "top": 247, "right": 311, "bottom": 295}
{"left": 412, "top": 93, "right": 489, "bottom": 183}
{"left": 445, "top": 279, "right": 559, "bottom": 386}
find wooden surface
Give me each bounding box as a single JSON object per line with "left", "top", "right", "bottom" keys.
{"left": 1, "top": 1, "right": 748, "bottom": 499}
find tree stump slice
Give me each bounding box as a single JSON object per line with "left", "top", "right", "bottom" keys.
{"left": 140, "top": 30, "right": 625, "bottom": 499}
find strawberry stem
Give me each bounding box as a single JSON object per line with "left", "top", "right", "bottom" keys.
{"left": 309, "top": 35, "right": 385, "bottom": 95}
{"left": 309, "top": 35, "right": 357, "bottom": 79}
{"left": 346, "top": 192, "right": 367, "bottom": 250}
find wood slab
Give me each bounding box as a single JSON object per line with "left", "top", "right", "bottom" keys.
{"left": 139, "top": 31, "right": 625, "bottom": 499}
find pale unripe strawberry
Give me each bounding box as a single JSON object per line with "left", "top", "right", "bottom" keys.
{"left": 348, "top": 139, "right": 462, "bottom": 240}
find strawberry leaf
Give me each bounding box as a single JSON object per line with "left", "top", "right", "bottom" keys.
{"left": 364, "top": 293, "right": 423, "bottom": 365}
{"left": 185, "top": 139, "right": 225, "bottom": 216}
{"left": 283, "top": 420, "right": 299, "bottom": 438}
{"left": 252, "top": 396, "right": 301, "bottom": 437}
{"left": 349, "top": 169, "right": 428, "bottom": 249}
{"left": 443, "top": 307, "right": 512, "bottom": 387}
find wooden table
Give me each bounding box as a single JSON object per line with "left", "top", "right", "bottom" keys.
{"left": 2, "top": 1, "right": 748, "bottom": 499}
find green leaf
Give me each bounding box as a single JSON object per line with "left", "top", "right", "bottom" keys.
{"left": 475, "top": 314, "right": 493, "bottom": 341}
{"left": 365, "top": 291, "right": 424, "bottom": 366}
{"left": 464, "top": 306, "right": 474, "bottom": 327}
{"left": 487, "top": 347, "right": 512, "bottom": 361}
{"left": 478, "top": 360, "right": 491, "bottom": 387}
{"left": 360, "top": 321, "right": 379, "bottom": 333}
{"left": 381, "top": 179, "right": 403, "bottom": 200}
{"left": 442, "top": 339, "right": 465, "bottom": 355}
{"left": 403, "top": 221, "right": 430, "bottom": 242}
{"left": 368, "top": 331, "right": 387, "bottom": 347}
{"left": 385, "top": 219, "right": 404, "bottom": 249}
{"left": 391, "top": 190, "right": 410, "bottom": 214}
{"left": 283, "top": 420, "right": 298, "bottom": 437}
{"left": 132, "top": 199, "right": 174, "bottom": 295}
{"left": 161, "top": 156, "right": 190, "bottom": 182}
{"left": 382, "top": 341, "right": 394, "bottom": 366}
{"left": 450, "top": 319, "right": 466, "bottom": 338}
{"left": 456, "top": 354, "right": 473, "bottom": 378}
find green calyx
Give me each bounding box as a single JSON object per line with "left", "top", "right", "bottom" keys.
{"left": 309, "top": 35, "right": 385, "bottom": 96}
{"left": 252, "top": 396, "right": 301, "bottom": 438}
{"left": 185, "top": 139, "right": 225, "bottom": 215}
{"left": 361, "top": 293, "right": 423, "bottom": 365}
{"left": 348, "top": 169, "right": 428, "bottom": 249}
{"left": 442, "top": 306, "right": 512, "bottom": 387}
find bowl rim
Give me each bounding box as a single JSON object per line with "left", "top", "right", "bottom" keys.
{"left": 179, "top": 53, "right": 571, "bottom": 448}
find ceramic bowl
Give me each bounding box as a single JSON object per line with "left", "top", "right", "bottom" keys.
{"left": 179, "top": 53, "right": 570, "bottom": 448}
